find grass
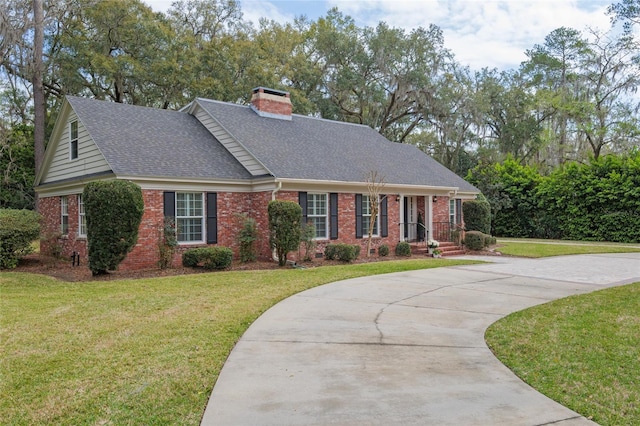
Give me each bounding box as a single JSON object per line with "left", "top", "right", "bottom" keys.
{"left": 486, "top": 282, "right": 640, "bottom": 425}
{"left": 497, "top": 239, "right": 640, "bottom": 258}
{"left": 1, "top": 258, "right": 479, "bottom": 425}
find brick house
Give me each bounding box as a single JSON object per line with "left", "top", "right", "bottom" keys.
{"left": 35, "top": 87, "right": 479, "bottom": 270}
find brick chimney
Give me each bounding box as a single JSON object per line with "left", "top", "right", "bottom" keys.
{"left": 250, "top": 87, "right": 292, "bottom": 120}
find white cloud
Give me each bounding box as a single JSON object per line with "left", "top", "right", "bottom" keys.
{"left": 144, "top": 0, "right": 614, "bottom": 70}
{"left": 328, "top": 0, "right": 612, "bottom": 69}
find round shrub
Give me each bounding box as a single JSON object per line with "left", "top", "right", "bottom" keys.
{"left": 83, "top": 180, "right": 144, "bottom": 275}
{"left": 395, "top": 241, "right": 411, "bottom": 257}
{"left": 325, "top": 243, "right": 360, "bottom": 262}
{"left": 0, "top": 208, "right": 40, "bottom": 269}
{"left": 324, "top": 243, "right": 337, "bottom": 260}
{"left": 464, "top": 231, "right": 486, "bottom": 251}
{"left": 182, "top": 246, "right": 233, "bottom": 270}
{"left": 484, "top": 234, "right": 497, "bottom": 246}
{"left": 378, "top": 244, "right": 389, "bottom": 257}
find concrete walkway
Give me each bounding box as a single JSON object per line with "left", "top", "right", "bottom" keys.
{"left": 201, "top": 253, "right": 640, "bottom": 425}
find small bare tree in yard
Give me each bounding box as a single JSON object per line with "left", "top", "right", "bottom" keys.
{"left": 365, "top": 170, "right": 386, "bottom": 257}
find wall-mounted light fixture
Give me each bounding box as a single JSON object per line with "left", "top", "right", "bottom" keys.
{"left": 432, "top": 195, "right": 438, "bottom": 203}
{"left": 395, "top": 194, "right": 400, "bottom": 202}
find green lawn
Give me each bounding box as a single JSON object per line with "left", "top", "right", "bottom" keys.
{"left": 1, "top": 258, "right": 478, "bottom": 425}
{"left": 497, "top": 239, "right": 640, "bottom": 257}
{"left": 486, "top": 282, "right": 640, "bottom": 425}
{"left": 4, "top": 240, "right": 639, "bottom": 425}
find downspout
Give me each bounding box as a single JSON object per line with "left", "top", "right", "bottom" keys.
{"left": 272, "top": 180, "right": 282, "bottom": 201}
{"left": 271, "top": 180, "right": 282, "bottom": 261}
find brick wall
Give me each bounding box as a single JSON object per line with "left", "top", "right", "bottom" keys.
{"left": 39, "top": 195, "right": 88, "bottom": 262}
{"left": 39, "top": 188, "right": 444, "bottom": 270}
{"left": 432, "top": 197, "right": 450, "bottom": 223}
{"left": 275, "top": 191, "right": 402, "bottom": 261}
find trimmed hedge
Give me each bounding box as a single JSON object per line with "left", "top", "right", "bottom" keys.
{"left": 324, "top": 243, "right": 361, "bottom": 262}
{"left": 182, "top": 246, "right": 233, "bottom": 270}
{"left": 378, "top": 244, "right": 390, "bottom": 257}
{"left": 0, "top": 209, "right": 40, "bottom": 269}
{"left": 463, "top": 196, "right": 491, "bottom": 235}
{"left": 268, "top": 201, "right": 302, "bottom": 266}
{"left": 467, "top": 153, "right": 640, "bottom": 242}
{"left": 395, "top": 241, "right": 411, "bottom": 257}
{"left": 83, "top": 180, "right": 144, "bottom": 275}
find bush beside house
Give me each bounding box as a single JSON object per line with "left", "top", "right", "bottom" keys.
{"left": 268, "top": 200, "right": 302, "bottom": 266}
{"left": 0, "top": 209, "right": 40, "bottom": 269}
{"left": 83, "top": 181, "right": 144, "bottom": 275}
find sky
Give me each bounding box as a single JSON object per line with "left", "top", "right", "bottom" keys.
{"left": 144, "top": 0, "right": 617, "bottom": 71}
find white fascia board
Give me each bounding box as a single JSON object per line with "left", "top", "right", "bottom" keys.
{"left": 118, "top": 175, "right": 278, "bottom": 192}
{"left": 34, "top": 99, "right": 72, "bottom": 186}
{"left": 278, "top": 178, "right": 460, "bottom": 195}
{"left": 35, "top": 172, "right": 117, "bottom": 197}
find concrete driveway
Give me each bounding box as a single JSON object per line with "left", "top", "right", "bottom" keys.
{"left": 201, "top": 253, "right": 640, "bottom": 425}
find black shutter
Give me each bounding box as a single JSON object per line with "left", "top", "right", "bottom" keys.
{"left": 206, "top": 193, "right": 217, "bottom": 244}
{"left": 380, "top": 195, "right": 388, "bottom": 237}
{"left": 163, "top": 192, "right": 175, "bottom": 218}
{"left": 403, "top": 196, "right": 409, "bottom": 239}
{"left": 355, "top": 194, "right": 363, "bottom": 239}
{"left": 299, "top": 192, "right": 308, "bottom": 224}
{"left": 330, "top": 193, "right": 338, "bottom": 240}
{"left": 456, "top": 198, "right": 462, "bottom": 225}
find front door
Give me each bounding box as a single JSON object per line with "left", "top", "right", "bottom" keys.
{"left": 403, "top": 196, "right": 418, "bottom": 241}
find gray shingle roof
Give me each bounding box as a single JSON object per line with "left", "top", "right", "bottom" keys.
{"left": 66, "top": 95, "right": 478, "bottom": 193}
{"left": 67, "top": 96, "right": 254, "bottom": 180}
{"left": 196, "top": 99, "right": 479, "bottom": 192}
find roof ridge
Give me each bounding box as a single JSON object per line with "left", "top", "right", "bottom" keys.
{"left": 194, "top": 97, "right": 374, "bottom": 130}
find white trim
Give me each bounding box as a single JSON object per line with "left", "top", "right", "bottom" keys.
{"left": 279, "top": 178, "right": 462, "bottom": 195}
{"left": 77, "top": 194, "right": 86, "bottom": 237}
{"left": 60, "top": 196, "right": 69, "bottom": 235}
{"left": 175, "top": 192, "right": 205, "bottom": 244}
{"left": 69, "top": 120, "right": 79, "bottom": 160}
{"left": 361, "top": 194, "right": 380, "bottom": 237}
{"left": 306, "top": 192, "right": 329, "bottom": 240}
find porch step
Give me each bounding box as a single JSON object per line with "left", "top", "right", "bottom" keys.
{"left": 409, "top": 241, "right": 465, "bottom": 257}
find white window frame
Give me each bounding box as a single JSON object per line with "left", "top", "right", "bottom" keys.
{"left": 362, "top": 194, "right": 379, "bottom": 237}
{"left": 61, "top": 196, "right": 69, "bottom": 235}
{"left": 176, "top": 192, "right": 205, "bottom": 244}
{"left": 307, "top": 193, "right": 328, "bottom": 240}
{"left": 69, "top": 120, "right": 79, "bottom": 160}
{"left": 449, "top": 199, "right": 456, "bottom": 225}
{"left": 78, "top": 194, "right": 86, "bottom": 237}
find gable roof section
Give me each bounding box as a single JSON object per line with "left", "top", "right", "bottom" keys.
{"left": 61, "top": 96, "right": 254, "bottom": 182}
{"left": 195, "top": 98, "right": 478, "bottom": 192}
{"left": 183, "top": 99, "right": 271, "bottom": 176}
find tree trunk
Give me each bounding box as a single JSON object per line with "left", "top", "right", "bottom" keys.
{"left": 32, "top": 0, "right": 45, "bottom": 207}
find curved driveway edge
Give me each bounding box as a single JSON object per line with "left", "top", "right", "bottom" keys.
{"left": 201, "top": 253, "right": 640, "bottom": 425}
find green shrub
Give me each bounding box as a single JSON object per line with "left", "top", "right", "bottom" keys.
{"left": 182, "top": 246, "right": 233, "bottom": 270}
{"left": 235, "top": 214, "right": 258, "bottom": 262}
{"left": 324, "top": 244, "right": 337, "bottom": 260}
{"left": 0, "top": 209, "right": 40, "bottom": 269}
{"left": 83, "top": 181, "right": 144, "bottom": 275}
{"left": 268, "top": 201, "right": 302, "bottom": 266}
{"left": 464, "top": 231, "right": 486, "bottom": 251}
{"left": 463, "top": 195, "right": 492, "bottom": 235}
{"left": 378, "top": 244, "right": 389, "bottom": 257}
{"left": 324, "top": 243, "right": 360, "bottom": 262}
{"left": 158, "top": 217, "right": 177, "bottom": 269}
{"left": 299, "top": 221, "right": 317, "bottom": 261}
{"left": 395, "top": 241, "right": 411, "bottom": 257}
